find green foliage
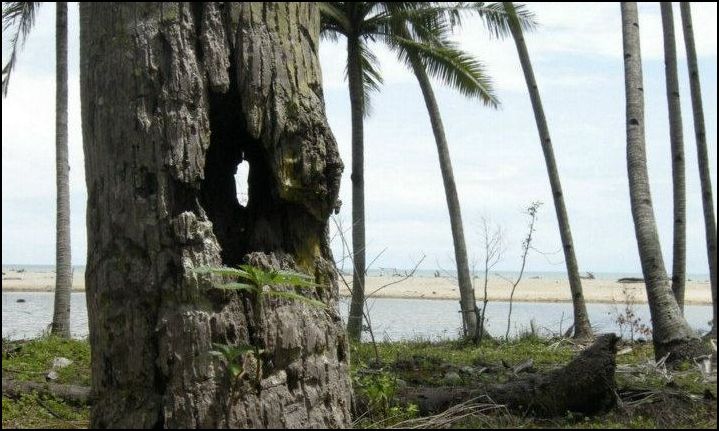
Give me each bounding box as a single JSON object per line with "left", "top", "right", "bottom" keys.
{"left": 195, "top": 265, "right": 324, "bottom": 385}
{"left": 318, "top": 2, "right": 539, "bottom": 113}
{"left": 2, "top": 336, "right": 91, "bottom": 429}
{"left": 2, "top": 393, "right": 89, "bottom": 429}
{"left": 194, "top": 264, "right": 326, "bottom": 309}
{"left": 209, "top": 343, "right": 261, "bottom": 379}
{"left": 2, "top": 336, "right": 91, "bottom": 386}
{"left": 353, "top": 369, "right": 420, "bottom": 427}
{"left": 355, "top": 371, "right": 397, "bottom": 414}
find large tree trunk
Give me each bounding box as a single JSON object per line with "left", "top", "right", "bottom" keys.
{"left": 504, "top": 2, "right": 592, "bottom": 341}
{"left": 51, "top": 1, "right": 72, "bottom": 339}
{"left": 80, "top": 3, "right": 351, "bottom": 428}
{"left": 409, "top": 54, "right": 478, "bottom": 338}
{"left": 346, "top": 37, "right": 367, "bottom": 342}
{"left": 680, "top": 2, "right": 717, "bottom": 338}
{"left": 660, "top": 2, "right": 686, "bottom": 313}
{"left": 620, "top": 2, "right": 705, "bottom": 362}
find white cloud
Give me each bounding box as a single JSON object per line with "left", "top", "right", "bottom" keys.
{"left": 2, "top": 2, "right": 717, "bottom": 274}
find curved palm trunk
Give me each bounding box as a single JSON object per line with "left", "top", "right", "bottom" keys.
{"left": 660, "top": 2, "right": 686, "bottom": 313}
{"left": 504, "top": 2, "right": 592, "bottom": 340}
{"left": 346, "top": 38, "right": 367, "bottom": 342}
{"left": 51, "top": 1, "right": 71, "bottom": 338}
{"left": 409, "top": 55, "right": 478, "bottom": 338}
{"left": 680, "top": 2, "right": 717, "bottom": 337}
{"left": 621, "top": 2, "right": 704, "bottom": 362}
{"left": 81, "top": 3, "right": 351, "bottom": 427}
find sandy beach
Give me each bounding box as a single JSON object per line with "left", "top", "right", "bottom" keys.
{"left": 1, "top": 269, "right": 712, "bottom": 305}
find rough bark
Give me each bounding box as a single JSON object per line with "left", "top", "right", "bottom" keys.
{"left": 661, "top": 2, "right": 686, "bottom": 313}
{"left": 346, "top": 37, "right": 367, "bottom": 342}
{"left": 81, "top": 3, "right": 350, "bottom": 428}
{"left": 2, "top": 379, "right": 91, "bottom": 404}
{"left": 51, "top": 1, "right": 72, "bottom": 339}
{"left": 680, "top": 2, "right": 718, "bottom": 338}
{"left": 621, "top": 2, "right": 705, "bottom": 362}
{"left": 409, "top": 54, "right": 478, "bottom": 338}
{"left": 395, "top": 334, "right": 620, "bottom": 417}
{"left": 504, "top": 1, "right": 592, "bottom": 341}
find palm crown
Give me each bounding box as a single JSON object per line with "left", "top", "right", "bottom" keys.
{"left": 319, "top": 2, "right": 536, "bottom": 114}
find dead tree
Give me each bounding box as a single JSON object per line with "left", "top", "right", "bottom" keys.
{"left": 81, "top": 3, "right": 350, "bottom": 428}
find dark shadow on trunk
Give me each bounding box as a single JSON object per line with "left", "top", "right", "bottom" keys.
{"left": 200, "top": 72, "right": 324, "bottom": 268}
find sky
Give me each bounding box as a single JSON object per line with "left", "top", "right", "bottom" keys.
{"left": 2, "top": 3, "right": 717, "bottom": 275}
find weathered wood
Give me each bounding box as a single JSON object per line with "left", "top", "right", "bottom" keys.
{"left": 2, "top": 379, "right": 91, "bottom": 404}
{"left": 81, "top": 3, "right": 350, "bottom": 428}
{"left": 396, "top": 334, "right": 620, "bottom": 417}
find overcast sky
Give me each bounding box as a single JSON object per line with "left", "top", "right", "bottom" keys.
{"left": 2, "top": 3, "right": 717, "bottom": 275}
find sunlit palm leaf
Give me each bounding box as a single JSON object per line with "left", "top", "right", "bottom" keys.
{"left": 391, "top": 34, "right": 498, "bottom": 106}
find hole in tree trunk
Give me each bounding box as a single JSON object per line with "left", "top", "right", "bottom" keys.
{"left": 199, "top": 65, "right": 323, "bottom": 268}
{"left": 199, "top": 72, "right": 300, "bottom": 266}
{"left": 200, "top": 71, "right": 260, "bottom": 267}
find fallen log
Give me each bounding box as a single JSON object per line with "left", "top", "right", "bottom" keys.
{"left": 2, "top": 378, "right": 92, "bottom": 403}
{"left": 396, "top": 333, "right": 620, "bottom": 417}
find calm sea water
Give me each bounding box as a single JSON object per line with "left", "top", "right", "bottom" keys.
{"left": 2, "top": 264, "right": 712, "bottom": 283}
{"left": 2, "top": 292, "right": 713, "bottom": 341}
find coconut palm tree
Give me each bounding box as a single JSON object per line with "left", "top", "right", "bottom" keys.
{"left": 3, "top": 2, "right": 72, "bottom": 338}
{"left": 321, "top": 2, "right": 533, "bottom": 340}
{"left": 660, "top": 2, "right": 686, "bottom": 313}
{"left": 502, "top": 1, "right": 592, "bottom": 340}
{"left": 620, "top": 2, "right": 704, "bottom": 361}
{"left": 679, "top": 2, "right": 717, "bottom": 337}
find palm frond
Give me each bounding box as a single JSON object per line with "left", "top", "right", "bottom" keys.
{"left": 319, "top": 2, "right": 351, "bottom": 36}
{"left": 476, "top": 2, "right": 536, "bottom": 39}
{"left": 358, "top": 41, "right": 383, "bottom": 116}
{"left": 390, "top": 34, "right": 499, "bottom": 107}
{"left": 2, "top": 2, "right": 41, "bottom": 97}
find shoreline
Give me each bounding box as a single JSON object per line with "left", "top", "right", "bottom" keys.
{"left": 2, "top": 270, "right": 712, "bottom": 305}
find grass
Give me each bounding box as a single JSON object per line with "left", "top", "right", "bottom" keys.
{"left": 2, "top": 335, "right": 91, "bottom": 429}
{"left": 351, "top": 335, "right": 717, "bottom": 429}
{"left": 2, "top": 334, "right": 715, "bottom": 429}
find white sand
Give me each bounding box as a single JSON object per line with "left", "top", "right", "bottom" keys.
{"left": 2, "top": 269, "right": 712, "bottom": 304}
{"left": 336, "top": 275, "right": 712, "bottom": 305}
{"left": 2, "top": 270, "right": 86, "bottom": 292}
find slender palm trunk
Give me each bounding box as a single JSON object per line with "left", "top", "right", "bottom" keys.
{"left": 621, "top": 2, "right": 704, "bottom": 361}
{"left": 346, "top": 38, "right": 367, "bottom": 342}
{"left": 660, "top": 2, "right": 686, "bottom": 313}
{"left": 680, "top": 2, "right": 717, "bottom": 337}
{"left": 51, "top": 1, "right": 71, "bottom": 338}
{"left": 409, "top": 54, "right": 478, "bottom": 338}
{"left": 504, "top": 2, "right": 592, "bottom": 340}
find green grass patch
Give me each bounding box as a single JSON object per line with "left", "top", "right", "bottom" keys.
{"left": 351, "top": 336, "right": 717, "bottom": 429}
{"left": 1, "top": 335, "right": 715, "bottom": 429}
{"left": 3, "top": 336, "right": 91, "bottom": 386}
{"left": 3, "top": 336, "right": 91, "bottom": 429}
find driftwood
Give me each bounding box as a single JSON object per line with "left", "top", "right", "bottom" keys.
{"left": 579, "top": 272, "right": 596, "bottom": 280}
{"left": 396, "top": 334, "right": 620, "bottom": 417}
{"left": 2, "top": 379, "right": 92, "bottom": 403}
{"left": 617, "top": 277, "right": 644, "bottom": 284}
